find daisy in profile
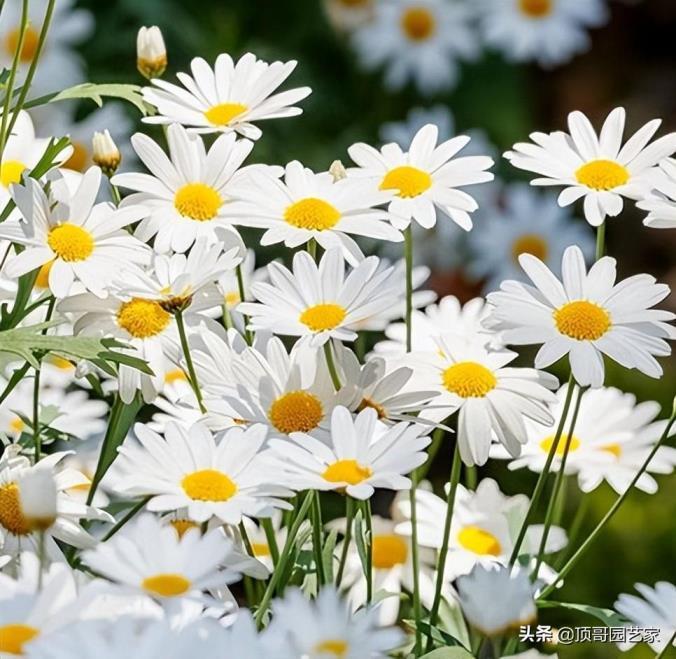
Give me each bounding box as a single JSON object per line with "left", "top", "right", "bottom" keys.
{"left": 323, "top": 0, "right": 375, "bottom": 32}
{"left": 82, "top": 513, "right": 251, "bottom": 606}
{"left": 505, "top": 107, "right": 676, "bottom": 226}
{"left": 374, "top": 295, "right": 494, "bottom": 356}
{"left": 112, "top": 124, "right": 267, "bottom": 253}
{"left": 0, "top": 450, "right": 111, "bottom": 556}
{"left": 637, "top": 158, "right": 676, "bottom": 229}
{"left": 394, "top": 479, "right": 566, "bottom": 579}
{"left": 349, "top": 123, "right": 494, "bottom": 231}
{"left": 456, "top": 564, "right": 537, "bottom": 637}
{"left": 477, "top": 0, "right": 608, "bottom": 67}
{"left": 411, "top": 335, "right": 557, "bottom": 466}
{"left": 115, "top": 422, "right": 291, "bottom": 524}
{"left": 351, "top": 0, "right": 478, "bottom": 95}
{"left": 141, "top": 53, "right": 311, "bottom": 139}
{"left": 491, "top": 384, "right": 676, "bottom": 495}
{"left": 267, "top": 585, "right": 404, "bottom": 658}
{"left": 486, "top": 245, "right": 676, "bottom": 387}
{"left": 238, "top": 249, "right": 399, "bottom": 347}
{"left": 267, "top": 406, "right": 431, "bottom": 499}
{"left": 224, "top": 160, "right": 402, "bottom": 265}
{"left": 0, "top": 168, "right": 149, "bottom": 297}
{"left": 467, "top": 184, "right": 594, "bottom": 292}
{"left": 614, "top": 582, "right": 676, "bottom": 654}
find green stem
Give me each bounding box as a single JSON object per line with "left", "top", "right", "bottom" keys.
{"left": 655, "top": 631, "right": 676, "bottom": 659}
{"left": 425, "top": 441, "right": 462, "bottom": 651}
{"left": 236, "top": 264, "right": 253, "bottom": 345}
{"left": 595, "top": 221, "right": 606, "bottom": 260}
{"left": 110, "top": 182, "right": 122, "bottom": 206}
{"left": 533, "top": 384, "right": 584, "bottom": 580}
{"left": 222, "top": 304, "right": 233, "bottom": 330}
{"left": 255, "top": 491, "right": 314, "bottom": 628}
{"left": 336, "top": 496, "right": 355, "bottom": 586}
{"left": 261, "top": 518, "right": 280, "bottom": 566}
{"left": 312, "top": 491, "right": 326, "bottom": 588}
{"left": 363, "top": 498, "right": 373, "bottom": 604}
{"left": 538, "top": 406, "right": 676, "bottom": 600}
{"left": 32, "top": 366, "right": 41, "bottom": 462}
{"left": 102, "top": 497, "right": 150, "bottom": 541}
{"left": 509, "top": 372, "right": 576, "bottom": 565}
{"left": 554, "top": 494, "right": 589, "bottom": 570}
{"left": 323, "top": 341, "right": 342, "bottom": 390}
{"left": 465, "top": 465, "right": 478, "bottom": 490}
{"left": 175, "top": 310, "right": 206, "bottom": 413}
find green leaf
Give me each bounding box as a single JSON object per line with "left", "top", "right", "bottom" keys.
{"left": 419, "top": 649, "right": 475, "bottom": 659}
{"left": 0, "top": 322, "right": 153, "bottom": 374}
{"left": 322, "top": 528, "right": 338, "bottom": 583}
{"left": 45, "top": 83, "right": 153, "bottom": 115}
{"left": 403, "top": 619, "right": 466, "bottom": 650}
{"left": 537, "top": 600, "right": 626, "bottom": 627}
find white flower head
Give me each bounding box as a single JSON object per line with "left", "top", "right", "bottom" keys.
{"left": 637, "top": 157, "right": 676, "bottom": 230}
{"left": 92, "top": 129, "right": 121, "bottom": 176}
{"left": 141, "top": 53, "right": 311, "bottom": 139}
{"left": 15, "top": 468, "right": 58, "bottom": 531}
{"left": 486, "top": 245, "right": 676, "bottom": 387}
{"left": 137, "top": 25, "right": 167, "bottom": 79}
{"left": 505, "top": 107, "right": 676, "bottom": 226}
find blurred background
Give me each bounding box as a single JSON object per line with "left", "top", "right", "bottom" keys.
{"left": 19, "top": 0, "right": 676, "bottom": 656}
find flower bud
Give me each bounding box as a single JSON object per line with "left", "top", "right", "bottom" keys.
{"left": 137, "top": 26, "right": 167, "bottom": 79}
{"left": 92, "top": 130, "right": 121, "bottom": 177}
{"left": 329, "top": 159, "right": 347, "bottom": 181}
{"left": 16, "top": 469, "right": 58, "bottom": 532}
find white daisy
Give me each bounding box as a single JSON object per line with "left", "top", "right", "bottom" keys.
{"left": 477, "top": 0, "right": 608, "bottom": 67}
{"left": 456, "top": 564, "right": 537, "bottom": 637}
{"left": 267, "top": 585, "right": 404, "bottom": 658}
{"left": 637, "top": 157, "right": 676, "bottom": 229}
{"left": 410, "top": 335, "right": 557, "bottom": 466}
{"left": 82, "top": 513, "right": 249, "bottom": 607}
{"left": 111, "top": 123, "right": 266, "bottom": 253}
{"left": 223, "top": 160, "right": 402, "bottom": 265}
{"left": 486, "top": 245, "right": 676, "bottom": 387}
{"left": 614, "top": 582, "right": 676, "bottom": 653}
{"left": 238, "top": 248, "right": 399, "bottom": 347}
{"left": 0, "top": 450, "right": 111, "bottom": 555}
{"left": 349, "top": 123, "right": 494, "bottom": 231}
{"left": 115, "top": 421, "right": 291, "bottom": 524}
{"left": 0, "top": 168, "right": 149, "bottom": 297}
{"left": 351, "top": 0, "right": 478, "bottom": 95}
{"left": 491, "top": 384, "right": 676, "bottom": 495}
{"left": 141, "top": 53, "right": 312, "bottom": 139}
{"left": 467, "top": 184, "right": 594, "bottom": 292}
{"left": 505, "top": 107, "right": 676, "bottom": 226}
{"left": 266, "top": 406, "right": 431, "bottom": 499}
{"left": 374, "top": 295, "right": 494, "bottom": 357}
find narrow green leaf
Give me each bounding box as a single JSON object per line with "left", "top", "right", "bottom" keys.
{"left": 419, "top": 648, "right": 474, "bottom": 659}
{"left": 537, "top": 600, "right": 626, "bottom": 627}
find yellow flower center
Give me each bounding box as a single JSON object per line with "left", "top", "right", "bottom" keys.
{"left": 142, "top": 573, "right": 191, "bottom": 597}
{"left": 268, "top": 390, "right": 324, "bottom": 435}
{"left": 164, "top": 369, "right": 188, "bottom": 384}
{"left": 181, "top": 469, "right": 237, "bottom": 501}
{"left": 224, "top": 291, "right": 241, "bottom": 307}
{"left": 400, "top": 7, "right": 436, "bottom": 41}
{"left": 539, "top": 434, "right": 581, "bottom": 456}
{"left": 380, "top": 165, "right": 432, "bottom": 198}
{"left": 46, "top": 224, "right": 95, "bottom": 262}
{"left": 34, "top": 260, "right": 53, "bottom": 289}
{"left": 313, "top": 640, "right": 349, "bottom": 657}
{"left": 512, "top": 233, "right": 549, "bottom": 262}
{"left": 0, "top": 624, "right": 40, "bottom": 655}
{"left": 372, "top": 534, "right": 408, "bottom": 568}
{"left": 575, "top": 159, "right": 629, "bottom": 191}
{"left": 48, "top": 356, "right": 74, "bottom": 371}
{"left": 299, "top": 303, "right": 347, "bottom": 332}
{"left": 0, "top": 482, "right": 31, "bottom": 536}
{"left": 116, "top": 298, "right": 171, "bottom": 339}
{"left": 284, "top": 197, "right": 341, "bottom": 231}
{"left": 0, "top": 160, "right": 27, "bottom": 188}
{"left": 252, "top": 542, "right": 271, "bottom": 557}
{"left": 174, "top": 183, "right": 222, "bottom": 221}
{"left": 553, "top": 300, "right": 611, "bottom": 341}
{"left": 9, "top": 417, "right": 25, "bottom": 434}
{"left": 322, "top": 459, "right": 372, "bottom": 485}
{"left": 64, "top": 141, "right": 89, "bottom": 172}
{"left": 357, "top": 397, "right": 387, "bottom": 419}
{"left": 602, "top": 443, "right": 622, "bottom": 458}
{"left": 169, "top": 519, "right": 199, "bottom": 538}
{"left": 458, "top": 526, "right": 502, "bottom": 556}
{"left": 518, "top": 0, "right": 553, "bottom": 18}
{"left": 204, "top": 102, "right": 248, "bottom": 126}
{"left": 442, "top": 362, "right": 497, "bottom": 398}
{"left": 4, "top": 26, "right": 40, "bottom": 61}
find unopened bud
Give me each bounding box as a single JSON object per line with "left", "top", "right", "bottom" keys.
{"left": 17, "top": 469, "right": 58, "bottom": 532}
{"left": 92, "top": 130, "right": 121, "bottom": 177}
{"left": 329, "top": 160, "right": 347, "bottom": 182}
{"left": 137, "top": 26, "right": 167, "bottom": 80}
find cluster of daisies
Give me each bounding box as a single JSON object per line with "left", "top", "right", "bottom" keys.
{"left": 326, "top": 0, "right": 610, "bottom": 95}
{"left": 0, "top": 11, "right": 675, "bottom": 659}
